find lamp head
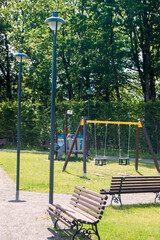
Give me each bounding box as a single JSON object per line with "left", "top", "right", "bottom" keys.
{"left": 86, "top": 89, "right": 92, "bottom": 95}
{"left": 45, "top": 11, "right": 65, "bottom": 31}
{"left": 14, "top": 49, "right": 28, "bottom": 62}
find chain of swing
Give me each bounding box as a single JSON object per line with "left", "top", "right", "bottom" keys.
{"left": 57, "top": 115, "right": 75, "bottom": 135}
{"left": 118, "top": 124, "right": 131, "bottom": 159}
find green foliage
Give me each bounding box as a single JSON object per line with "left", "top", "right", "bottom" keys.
{"left": 0, "top": 100, "right": 160, "bottom": 154}
{"left": 1, "top": 0, "right": 159, "bottom": 104}
{"left": 0, "top": 0, "right": 160, "bottom": 154}
{"left": 0, "top": 100, "right": 17, "bottom": 143}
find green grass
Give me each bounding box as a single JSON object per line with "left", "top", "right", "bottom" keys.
{"left": 99, "top": 204, "right": 160, "bottom": 240}
{"left": 0, "top": 151, "right": 160, "bottom": 240}
{"left": 0, "top": 151, "right": 159, "bottom": 193}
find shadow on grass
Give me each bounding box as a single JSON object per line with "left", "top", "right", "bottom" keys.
{"left": 64, "top": 170, "right": 91, "bottom": 180}
{"left": 138, "top": 161, "right": 160, "bottom": 169}
{"left": 97, "top": 158, "right": 159, "bottom": 171}
{"left": 136, "top": 170, "right": 143, "bottom": 175}
{"left": 48, "top": 216, "right": 92, "bottom": 240}
{"left": 56, "top": 156, "right": 90, "bottom": 162}
{"left": 111, "top": 202, "right": 160, "bottom": 211}
{"left": 48, "top": 227, "right": 92, "bottom": 240}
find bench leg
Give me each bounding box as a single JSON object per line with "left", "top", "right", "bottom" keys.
{"left": 72, "top": 222, "right": 100, "bottom": 240}
{"left": 154, "top": 192, "right": 160, "bottom": 203}
{"left": 93, "top": 224, "right": 100, "bottom": 240}
{"left": 72, "top": 222, "right": 81, "bottom": 240}
{"left": 111, "top": 194, "right": 122, "bottom": 206}
{"left": 54, "top": 219, "right": 58, "bottom": 229}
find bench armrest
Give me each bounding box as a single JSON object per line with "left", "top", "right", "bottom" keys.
{"left": 100, "top": 188, "right": 110, "bottom": 194}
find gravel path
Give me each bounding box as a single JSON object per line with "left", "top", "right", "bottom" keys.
{"left": 0, "top": 167, "right": 71, "bottom": 240}
{"left": 0, "top": 166, "right": 159, "bottom": 240}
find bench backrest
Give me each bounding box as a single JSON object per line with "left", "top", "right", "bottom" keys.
{"left": 69, "top": 186, "right": 108, "bottom": 221}
{"left": 110, "top": 176, "right": 160, "bottom": 194}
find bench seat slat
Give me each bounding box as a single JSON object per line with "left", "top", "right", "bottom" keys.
{"left": 112, "top": 176, "right": 160, "bottom": 179}
{"left": 69, "top": 204, "right": 99, "bottom": 223}
{"left": 101, "top": 188, "right": 160, "bottom": 193}
{"left": 110, "top": 182, "right": 160, "bottom": 188}
{"left": 48, "top": 209, "right": 73, "bottom": 227}
{"left": 49, "top": 203, "right": 98, "bottom": 224}
{"left": 49, "top": 203, "right": 79, "bottom": 220}
{"left": 110, "top": 185, "right": 160, "bottom": 189}
{"left": 111, "top": 181, "right": 160, "bottom": 185}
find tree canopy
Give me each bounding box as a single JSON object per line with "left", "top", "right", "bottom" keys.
{"left": 1, "top": 0, "right": 159, "bottom": 104}
{"left": 0, "top": 0, "right": 160, "bottom": 150}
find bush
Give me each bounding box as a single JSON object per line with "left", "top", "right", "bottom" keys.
{"left": 0, "top": 99, "right": 160, "bottom": 153}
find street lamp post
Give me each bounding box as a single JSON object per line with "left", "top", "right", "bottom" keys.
{"left": 86, "top": 88, "right": 91, "bottom": 153}
{"left": 86, "top": 88, "right": 92, "bottom": 121}
{"left": 14, "top": 49, "right": 27, "bottom": 201}
{"left": 45, "top": 11, "right": 65, "bottom": 204}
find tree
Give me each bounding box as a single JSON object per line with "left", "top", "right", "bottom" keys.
{"left": 0, "top": 0, "right": 13, "bottom": 101}
{"left": 121, "top": 0, "right": 160, "bottom": 102}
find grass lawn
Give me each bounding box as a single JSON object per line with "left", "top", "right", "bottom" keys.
{"left": 0, "top": 151, "right": 160, "bottom": 239}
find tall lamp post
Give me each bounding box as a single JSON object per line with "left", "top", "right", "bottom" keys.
{"left": 14, "top": 49, "right": 27, "bottom": 201}
{"left": 86, "top": 88, "right": 92, "bottom": 121}
{"left": 86, "top": 88, "right": 91, "bottom": 153}
{"left": 45, "top": 11, "right": 65, "bottom": 204}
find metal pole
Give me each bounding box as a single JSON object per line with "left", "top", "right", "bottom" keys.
{"left": 88, "top": 94, "right": 90, "bottom": 121}
{"left": 135, "top": 125, "right": 140, "bottom": 171}
{"left": 65, "top": 110, "right": 68, "bottom": 157}
{"left": 49, "top": 29, "right": 57, "bottom": 204}
{"left": 16, "top": 56, "right": 22, "bottom": 201}
{"left": 87, "top": 92, "right": 90, "bottom": 155}
{"left": 83, "top": 117, "right": 87, "bottom": 177}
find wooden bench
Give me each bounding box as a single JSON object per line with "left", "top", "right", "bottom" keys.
{"left": 40, "top": 140, "right": 50, "bottom": 149}
{"left": 48, "top": 186, "right": 108, "bottom": 240}
{"left": 100, "top": 176, "right": 160, "bottom": 206}
{"left": 0, "top": 138, "right": 7, "bottom": 147}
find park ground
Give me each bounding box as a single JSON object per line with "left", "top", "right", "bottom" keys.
{"left": 0, "top": 151, "right": 160, "bottom": 240}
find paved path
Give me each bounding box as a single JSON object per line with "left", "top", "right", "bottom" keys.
{"left": 0, "top": 167, "right": 71, "bottom": 240}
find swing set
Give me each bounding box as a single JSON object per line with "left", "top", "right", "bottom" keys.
{"left": 92, "top": 122, "right": 131, "bottom": 165}
{"left": 62, "top": 117, "right": 160, "bottom": 176}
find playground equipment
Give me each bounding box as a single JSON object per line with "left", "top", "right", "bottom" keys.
{"left": 62, "top": 117, "right": 160, "bottom": 175}
{"left": 93, "top": 122, "right": 131, "bottom": 165}
{"left": 55, "top": 110, "right": 83, "bottom": 159}
{"left": 118, "top": 124, "right": 131, "bottom": 165}
{"left": 93, "top": 123, "right": 107, "bottom": 166}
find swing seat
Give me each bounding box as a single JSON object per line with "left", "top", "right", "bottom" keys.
{"left": 119, "top": 157, "right": 130, "bottom": 165}
{"left": 95, "top": 158, "right": 106, "bottom": 166}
